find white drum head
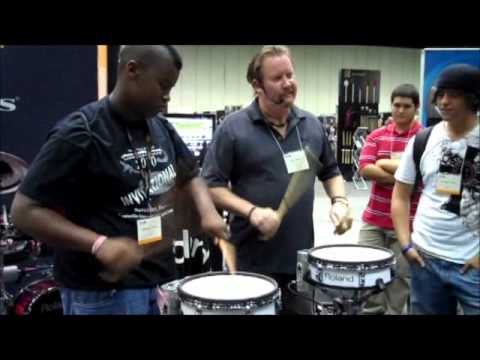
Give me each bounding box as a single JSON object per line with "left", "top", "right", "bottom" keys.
{"left": 180, "top": 273, "right": 276, "bottom": 301}
{"left": 310, "top": 245, "right": 392, "bottom": 263}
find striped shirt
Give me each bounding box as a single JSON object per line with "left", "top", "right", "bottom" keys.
{"left": 359, "top": 120, "right": 422, "bottom": 229}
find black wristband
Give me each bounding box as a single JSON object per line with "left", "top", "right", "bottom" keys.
{"left": 331, "top": 196, "right": 349, "bottom": 205}
{"left": 247, "top": 206, "right": 257, "bottom": 222}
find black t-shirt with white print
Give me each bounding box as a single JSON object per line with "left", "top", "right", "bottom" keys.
{"left": 19, "top": 97, "right": 199, "bottom": 290}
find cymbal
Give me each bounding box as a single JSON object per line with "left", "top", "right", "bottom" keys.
{"left": 0, "top": 152, "right": 28, "bottom": 195}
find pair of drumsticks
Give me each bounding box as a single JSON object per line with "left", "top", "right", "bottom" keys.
{"left": 215, "top": 168, "right": 313, "bottom": 273}
{"left": 216, "top": 146, "right": 331, "bottom": 273}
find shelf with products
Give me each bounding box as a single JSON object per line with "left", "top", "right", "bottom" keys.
{"left": 337, "top": 69, "right": 381, "bottom": 181}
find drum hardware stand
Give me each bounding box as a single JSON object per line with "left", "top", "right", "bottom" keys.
{"left": 0, "top": 239, "right": 14, "bottom": 315}
{"left": 1, "top": 214, "right": 19, "bottom": 313}
{"left": 285, "top": 281, "right": 329, "bottom": 315}
{"left": 352, "top": 127, "right": 369, "bottom": 191}
{"left": 304, "top": 272, "right": 387, "bottom": 315}
{"left": 1, "top": 228, "right": 54, "bottom": 314}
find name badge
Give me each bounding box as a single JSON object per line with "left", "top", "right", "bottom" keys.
{"left": 390, "top": 152, "right": 404, "bottom": 161}
{"left": 284, "top": 150, "right": 310, "bottom": 174}
{"left": 436, "top": 173, "right": 462, "bottom": 195}
{"left": 137, "top": 216, "right": 162, "bottom": 246}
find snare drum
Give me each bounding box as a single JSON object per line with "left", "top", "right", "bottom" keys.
{"left": 307, "top": 245, "right": 396, "bottom": 289}
{"left": 178, "top": 272, "right": 281, "bottom": 315}
{"left": 13, "top": 278, "right": 63, "bottom": 315}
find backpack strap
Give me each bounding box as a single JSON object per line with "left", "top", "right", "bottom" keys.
{"left": 412, "top": 126, "right": 434, "bottom": 192}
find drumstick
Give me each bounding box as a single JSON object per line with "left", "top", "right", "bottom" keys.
{"left": 217, "top": 238, "right": 237, "bottom": 273}
{"left": 277, "top": 169, "right": 313, "bottom": 221}
{"left": 260, "top": 168, "right": 314, "bottom": 242}
{"left": 277, "top": 146, "right": 322, "bottom": 222}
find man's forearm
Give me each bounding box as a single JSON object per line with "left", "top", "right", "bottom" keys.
{"left": 391, "top": 181, "right": 413, "bottom": 248}
{"left": 377, "top": 159, "right": 400, "bottom": 175}
{"left": 184, "top": 177, "right": 220, "bottom": 216}
{"left": 361, "top": 164, "right": 395, "bottom": 185}
{"left": 11, "top": 193, "right": 98, "bottom": 253}
{"left": 209, "top": 187, "right": 255, "bottom": 218}
{"left": 322, "top": 175, "right": 347, "bottom": 200}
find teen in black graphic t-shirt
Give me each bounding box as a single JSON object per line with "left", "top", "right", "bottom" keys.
{"left": 11, "top": 45, "right": 228, "bottom": 315}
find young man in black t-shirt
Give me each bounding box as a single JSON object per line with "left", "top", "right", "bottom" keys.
{"left": 11, "top": 45, "right": 229, "bottom": 315}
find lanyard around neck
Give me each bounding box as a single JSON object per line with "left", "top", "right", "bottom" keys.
{"left": 268, "top": 125, "right": 304, "bottom": 156}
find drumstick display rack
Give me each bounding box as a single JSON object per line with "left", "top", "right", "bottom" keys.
{"left": 337, "top": 69, "right": 381, "bottom": 181}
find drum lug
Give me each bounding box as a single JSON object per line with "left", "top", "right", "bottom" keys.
{"left": 195, "top": 303, "right": 203, "bottom": 315}
{"left": 245, "top": 304, "right": 254, "bottom": 315}
{"left": 359, "top": 271, "right": 366, "bottom": 288}
{"left": 303, "top": 270, "right": 318, "bottom": 287}
{"left": 275, "top": 298, "right": 282, "bottom": 314}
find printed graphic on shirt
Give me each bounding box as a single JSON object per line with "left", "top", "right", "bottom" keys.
{"left": 118, "top": 145, "right": 176, "bottom": 219}
{"left": 439, "top": 144, "right": 465, "bottom": 175}
{"left": 460, "top": 134, "right": 480, "bottom": 231}
{"left": 441, "top": 133, "right": 480, "bottom": 231}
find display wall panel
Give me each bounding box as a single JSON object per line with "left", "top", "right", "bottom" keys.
{"left": 172, "top": 45, "right": 421, "bottom": 115}
{"left": 0, "top": 45, "right": 99, "bottom": 207}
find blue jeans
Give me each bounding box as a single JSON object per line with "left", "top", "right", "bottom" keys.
{"left": 410, "top": 252, "right": 480, "bottom": 315}
{"left": 60, "top": 288, "right": 160, "bottom": 315}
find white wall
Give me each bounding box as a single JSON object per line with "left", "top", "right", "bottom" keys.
{"left": 169, "top": 45, "right": 421, "bottom": 115}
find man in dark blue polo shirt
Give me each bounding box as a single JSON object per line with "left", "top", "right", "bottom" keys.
{"left": 202, "top": 45, "right": 352, "bottom": 306}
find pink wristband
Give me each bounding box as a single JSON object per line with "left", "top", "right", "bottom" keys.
{"left": 92, "top": 236, "right": 107, "bottom": 255}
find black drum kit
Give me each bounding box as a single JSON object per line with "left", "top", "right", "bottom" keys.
{"left": 158, "top": 245, "right": 397, "bottom": 316}
{"left": 0, "top": 152, "right": 62, "bottom": 315}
